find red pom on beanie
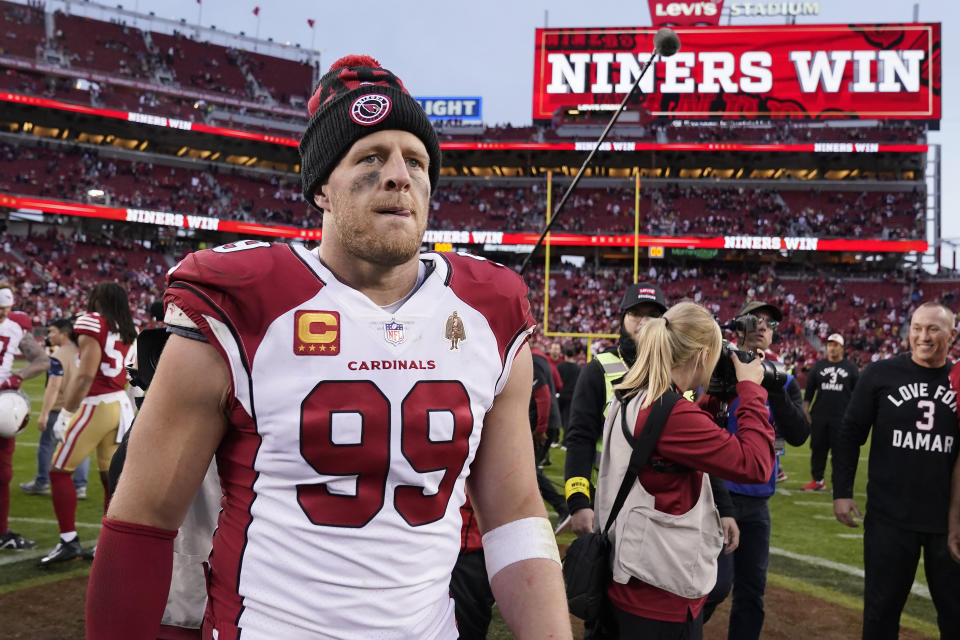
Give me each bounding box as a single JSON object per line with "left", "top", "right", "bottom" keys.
{"left": 329, "top": 54, "right": 381, "bottom": 71}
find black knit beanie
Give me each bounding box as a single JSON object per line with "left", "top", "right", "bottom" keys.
{"left": 299, "top": 54, "right": 441, "bottom": 210}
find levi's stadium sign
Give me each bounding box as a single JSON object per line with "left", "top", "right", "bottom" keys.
{"left": 648, "top": 0, "right": 724, "bottom": 27}
{"left": 533, "top": 23, "right": 940, "bottom": 120}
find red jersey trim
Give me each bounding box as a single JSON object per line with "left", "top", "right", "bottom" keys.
{"left": 163, "top": 282, "right": 261, "bottom": 632}
{"left": 8, "top": 311, "right": 31, "bottom": 332}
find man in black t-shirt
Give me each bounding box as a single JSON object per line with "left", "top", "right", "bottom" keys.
{"left": 555, "top": 344, "right": 581, "bottom": 439}
{"left": 833, "top": 302, "right": 960, "bottom": 640}
{"left": 802, "top": 333, "right": 858, "bottom": 491}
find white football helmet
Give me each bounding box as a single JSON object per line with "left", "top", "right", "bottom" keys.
{"left": 0, "top": 389, "right": 31, "bottom": 438}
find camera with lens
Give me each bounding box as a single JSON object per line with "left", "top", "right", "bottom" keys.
{"left": 707, "top": 315, "right": 787, "bottom": 397}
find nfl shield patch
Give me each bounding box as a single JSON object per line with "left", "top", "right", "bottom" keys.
{"left": 384, "top": 320, "right": 405, "bottom": 345}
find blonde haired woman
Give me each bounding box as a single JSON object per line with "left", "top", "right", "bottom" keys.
{"left": 594, "top": 301, "right": 776, "bottom": 639}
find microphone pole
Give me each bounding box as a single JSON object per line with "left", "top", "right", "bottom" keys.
{"left": 518, "top": 28, "right": 680, "bottom": 275}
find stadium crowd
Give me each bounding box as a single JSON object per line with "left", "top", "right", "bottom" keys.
{"left": 524, "top": 261, "right": 960, "bottom": 386}
{"left": 0, "top": 140, "right": 925, "bottom": 237}
{"left": 0, "top": 1, "right": 931, "bottom": 144}
{"left": 0, "top": 229, "right": 170, "bottom": 329}
{"left": 4, "top": 223, "right": 956, "bottom": 391}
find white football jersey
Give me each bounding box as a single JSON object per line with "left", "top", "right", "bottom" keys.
{"left": 0, "top": 314, "right": 29, "bottom": 382}
{"left": 166, "top": 242, "right": 534, "bottom": 640}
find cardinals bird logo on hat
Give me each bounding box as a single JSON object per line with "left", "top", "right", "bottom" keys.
{"left": 351, "top": 94, "right": 392, "bottom": 126}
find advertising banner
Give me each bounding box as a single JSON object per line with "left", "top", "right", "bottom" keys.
{"left": 648, "top": 0, "right": 723, "bottom": 27}
{"left": 533, "top": 23, "right": 940, "bottom": 120}
{"left": 415, "top": 97, "right": 482, "bottom": 121}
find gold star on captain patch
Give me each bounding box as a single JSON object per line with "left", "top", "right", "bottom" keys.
{"left": 329, "top": 345, "right": 337, "bottom": 352}
{"left": 318, "top": 345, "right": 326, "bottom": 352}
{"left": 298, "top": 345, "right": 305, "bottom": 352}
{"left": 308, "top": 345, "right": 316, "bottom": 352}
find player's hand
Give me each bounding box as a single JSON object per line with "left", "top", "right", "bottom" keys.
{"left": 0, "top": 373, "right": 23, "bottom": 391}
{"left": 721, "top": 516, "right": 740, "bottom": 554}
{"left": 571, "top": 508, "right": 595, "bottom": 536}
{"left": 833, "top": 498, "right": 862, "bottom": 528}
{"left": 52, "top": 409, "right": 74, "bottom": 442}
{"left": 37, "top": 411, "right": 49, "bottom": 432}
{"left": 948, "top": 526, "right": 960, "bottom": 564}
{"left": 533, "top": 431, "right": 548, "bottom": 447}
{"left": 732, "top": 355, "right": 764, "bottom": 385}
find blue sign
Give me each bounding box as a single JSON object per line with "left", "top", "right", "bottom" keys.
{"left": 415, "top": 97, "right": 482, "bottom": 121}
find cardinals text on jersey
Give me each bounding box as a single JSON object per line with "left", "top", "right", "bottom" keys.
{"left": 165, "top": 243, "right": 534, "bottom": 640}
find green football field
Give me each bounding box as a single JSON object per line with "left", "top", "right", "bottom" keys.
{"left": 1, "top": 370, "right": 941, "bottom": 637}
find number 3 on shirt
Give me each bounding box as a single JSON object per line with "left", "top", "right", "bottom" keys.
{"left": 915, "top": 399, "right": 936, "bottom": 431}
{"left": 297, "top": 380, "right": 473, "bottom": 528}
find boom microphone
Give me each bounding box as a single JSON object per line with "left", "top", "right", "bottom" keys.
{"left": 518, "top": 28, "right": 681, "bottom": 275}
{"left": 654, "top": 27, "right": 681, "bottom": 57}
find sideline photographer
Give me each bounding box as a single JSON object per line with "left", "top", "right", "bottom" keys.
{"left": 700, "top": 300, "right": 809, "bottom": 639}
{"left": 594, "top": 301, "right": 776, "bottom": 638}
{"left": 564, "top": 283, "right": 669, "bottom": 536}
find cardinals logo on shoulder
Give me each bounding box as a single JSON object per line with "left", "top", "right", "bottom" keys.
{"left": 444, "top": 311, "right": 466, "bottom": 351}
{"left": 351, "top": 94, "right": 391, "bottom": 126}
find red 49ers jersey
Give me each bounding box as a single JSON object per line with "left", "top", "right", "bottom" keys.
{"left": 72, "top": 313, "right": 132, "bottom": 395}
{"left": 165, "top": 241, "right": 534, "bottom": 640}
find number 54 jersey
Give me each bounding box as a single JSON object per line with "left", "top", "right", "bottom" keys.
{"left": 165, "top": 242, "right": 535, "bottom": 640}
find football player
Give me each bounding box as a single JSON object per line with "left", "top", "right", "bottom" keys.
{"left": 39, "top": 282, "right": 137, "bottom": 566}
{"left": 0, "top": 282, "right": 50, "bottom": 550}
{"left": 87, "top": 55, "right": 571, "bottom": 639}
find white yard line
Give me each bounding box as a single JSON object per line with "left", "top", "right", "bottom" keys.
{"left": 8, "top": 517, "right": 102, "bottom": 530}
{"left": 770, "top": 547, "right": 930, "bottom": 599}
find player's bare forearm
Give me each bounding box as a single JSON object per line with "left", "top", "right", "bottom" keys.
{"left": 490, "top": 558, "right": 572, "bottom": 639}
{"left": 468, "top": 344, "right": 571, "bottom": 637}
{"left": 63, "top": 374, "right": 94, "bottom": 412}
{"left": 108, "top": 334, "right": 229, "bottom": 530}
{"left": 16, "top": 335, "right": 50, "bottom": 379}
{"left": 63, "top": 335, "right": 101, "bottom": 410}
{"left": 38, "top": 375, "right": 62, "bottom": 426}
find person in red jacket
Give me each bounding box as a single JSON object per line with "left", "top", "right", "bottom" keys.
{"left": 949, "top": 360, "right": 960, "bottom": 563}
{"left": 594, "top": 301, "right": 776, "bottom": 639}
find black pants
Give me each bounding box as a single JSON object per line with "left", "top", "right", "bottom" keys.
{"left": 808, "top": 417, "right": 837, "bottom": 481}
{"left": 702, "top": 494, "right": 769, "bottom": 640}
{"left": 534, "top": 441, "right": 567, "bottom": 518}
{"left": 450, "top": 550, "right": 495, "bottom": 640}
{"left": 613, "top": 605, "right": 703, "bottom": 640}
{"left": 862, "top": 516, "right": 960, "bottom": 640}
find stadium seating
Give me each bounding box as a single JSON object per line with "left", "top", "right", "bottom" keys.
{"left": 151, "top": 31, "right": 250, "bottom": 98}
{"left": 53, "top": 12, "right": 151, "bottom": 76}
{"left": 524, "top": 261, "right": 960, "bottom": 385}
{"left": 0, "top": 230, "right": 170, "bottom": 330}
{"left": 0, "top": 139, "right": 926, "bottom": 239}
{"left": 0, "top": 0, "right": 44, "bottom": 59}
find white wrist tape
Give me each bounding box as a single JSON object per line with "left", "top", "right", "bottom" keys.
{"left": 481, "top": 517, "right": 561, "bottom": 579}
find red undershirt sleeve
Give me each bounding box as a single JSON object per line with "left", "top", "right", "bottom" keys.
{"left": 86, "top": 517, "right": 178, "bottom": 640}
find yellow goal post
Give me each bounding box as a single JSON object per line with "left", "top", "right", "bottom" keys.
{"left": 540, "top": 171, "right": 645, "bottom": 362}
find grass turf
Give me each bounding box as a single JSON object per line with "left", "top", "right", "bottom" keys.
{"left": 3, "top": 372, "right": 106, "bottom": 566}
{"left": 1, "top": 368, "right": 942, "bottom": 637}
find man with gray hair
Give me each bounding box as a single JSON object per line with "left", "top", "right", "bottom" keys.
{"left": 834, "top": 301, "right": 960, "bottom": 639}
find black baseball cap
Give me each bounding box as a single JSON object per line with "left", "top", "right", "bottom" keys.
{"left": 737, "top": 300, "right": 783, "bottom": 322}
{"left": 620, "top": 283, "right": 668, "bottom": 314}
